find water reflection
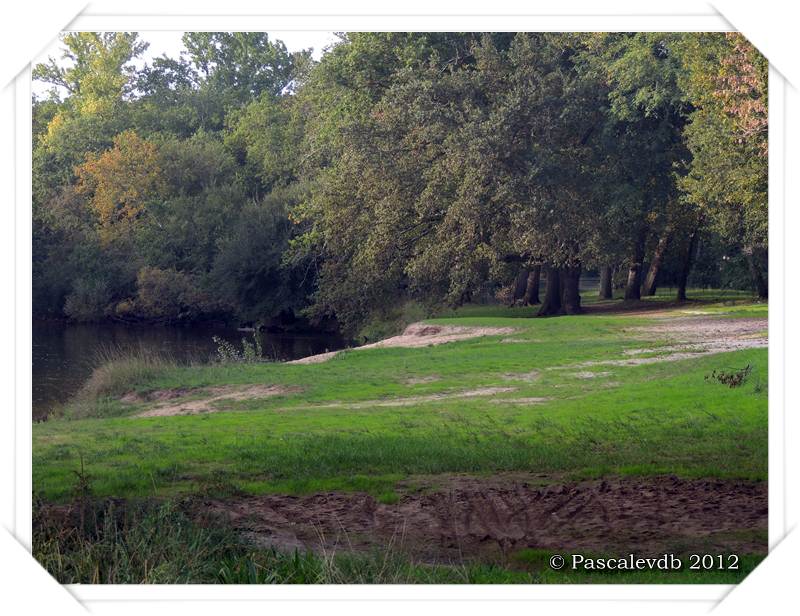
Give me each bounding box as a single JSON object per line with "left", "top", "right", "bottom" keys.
{"left": 32, "top": 320, "right": 346, "bottom": 421}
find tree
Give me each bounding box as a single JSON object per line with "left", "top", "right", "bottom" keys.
{"left": 33, "top": 32, "right": 147, "bottom": 111}
{"left": 75, "top": 130, "right": 165, "bottom": 241}
{"left": 182, "top": 32, "right": 310, "bottom": 105}
{"left": 583, "top": 33, "right": 692, "bottom": 301}
{"left": 677, "top": 33, "right": 768, "bottom": 298}
{"left": 31, "top": 31, "right": 768, "bottom": 327}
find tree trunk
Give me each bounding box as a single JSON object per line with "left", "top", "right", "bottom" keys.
{"left": 625, "top": 266, "right": 642, "bottom": 300}
{"left": 746, "top": 248, "right": 768, "bottom": 299}
{"left": 643, "top": 231, "right": 670, "bottom": 296}
{"left": 537, "top": 266, "right": 562, "bottom": 316}
{"left": 599, "top": 265, "right": 613, "bottom": 299}
{"left": 511, "top": 268, "right": 530, "bottom": 304}
{"left": 676, "top": 228, "right": 699, "bottom": 301}
{"left": 561, "top": 264, "right": 582, "bottom": 315}
{"left": 624, "top": 232, "right": 646, "bottom": 301}
{"left": 523, "top": 265, "right": 541, "bottom": 305}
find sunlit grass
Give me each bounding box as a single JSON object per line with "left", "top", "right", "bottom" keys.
{"left": 34, "top": 300, "right": 767, "bottom": 502}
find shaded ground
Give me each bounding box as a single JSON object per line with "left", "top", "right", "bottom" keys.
{"left": 202, "top": 474, "right": 766, "bottom": 562}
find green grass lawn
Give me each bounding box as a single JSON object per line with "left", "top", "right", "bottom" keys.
{"left": 32, "top": 296, "right": 768, "bottom": 583}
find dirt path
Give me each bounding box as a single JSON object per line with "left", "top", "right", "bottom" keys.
{"left": 203, "top": 474, "right": 766, "bottom": 562}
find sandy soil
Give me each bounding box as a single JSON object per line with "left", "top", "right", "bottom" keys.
{"left": 572, "top": 371, "right": 612, "bottom": 379}
{"left": 202, "top": 474, "right": 766, "bottom": 561}
{"left": 290, "top": 323, "right": 516, "bottom": 364}
{"left": 284, "top": 387, "right": 520, "bottom": 411}
{"left": 135, "top": 384, "right": 299, "bottom": 417}
{"left": 404, "top": 375, "right": 442, "bottom": 385}
{"left": 578, "top": 316, "right": 767, "bottom": 368}
{"left": 502, "top": 370, "right": 541, "bottom": 383}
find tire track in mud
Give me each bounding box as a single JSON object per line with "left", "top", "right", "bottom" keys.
{"left": 202, "top": 475, "right": 766, "bottom": 562}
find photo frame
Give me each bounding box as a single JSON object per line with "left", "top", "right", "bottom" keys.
{"left": 3, "top": 1, "right": 797, "bottom": 613}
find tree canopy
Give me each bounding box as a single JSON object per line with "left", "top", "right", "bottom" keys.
{"left": 33, "top": 32, "right": 768, "bottom": 333}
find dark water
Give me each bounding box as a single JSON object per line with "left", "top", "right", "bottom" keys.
{"left": 32, "top": 320, "right": 347, "bottom": 421}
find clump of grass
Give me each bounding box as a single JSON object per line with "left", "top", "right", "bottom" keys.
{"left": 80, "top": 345, "right": 175, "bottom": 400}
{"left": 62, "top": 345, "right": 176, "bottom": 419}
{"left": 34, "top": 498, "right": 234, "bottom": 583}
{"left": 375, "top": 491, "right": 400, "bottom": 505}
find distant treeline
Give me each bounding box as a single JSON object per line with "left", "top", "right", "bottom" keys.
{"left": 33, "top": 32, "right": 767, "bottom": 333}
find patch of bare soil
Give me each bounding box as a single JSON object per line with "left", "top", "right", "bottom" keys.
{"left": 121, "top": 387, "right": 192, "bottom": 403}
{"left": 487, "top": 397, "right": 549, "bottom": 405}
{"left": 636, "top": 316, "right": 767, "bottom": 342}
{"left": 501, "top": 370, "right": 540, "bottom": 383}
{"left": 404, "top": 375, "right": 442, "bottom": 385}
{"left": 579, "top": 316, "right": 767, "bottom": 368}
{"left": 290, "top": 323, "right": 516, "bottom": 364}
{"left": 289, "top": 387, "right": 519, "bottom": 411}
{"left": 135, "top": 384, "right": 299, "bottom": 418}
{"left": 572, "top": 371, "right": 611, "bottom": 379}
{"left": 202, "top": 475, "right": 766, "bottom": 561}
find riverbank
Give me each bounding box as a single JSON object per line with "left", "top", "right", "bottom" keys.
{"left": 32, "top": 294, "right": 768, "bottom": 583}
{"left": 32, "top": 319, "right": 348, "bottom": 420}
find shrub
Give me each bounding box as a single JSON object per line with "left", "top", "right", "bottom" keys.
{"left": 133, "top": 266, "right": 202, "bottom": 321}
{"left": 212, "top": 332, "right": 264, "bottom": 363}
{"left": 64, "top": 277, "right": 113, "bottom": 321}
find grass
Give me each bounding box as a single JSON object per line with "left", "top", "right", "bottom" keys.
{"left": 34, "top": 498, "right": 764, "bottom": 584}
{"left": 62, "top": 345, "right": 176, "bottom": 419}
{"left": 32, "top": 292, "right": 768, "bottom": 584}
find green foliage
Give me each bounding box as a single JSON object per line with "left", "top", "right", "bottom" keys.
{"left": 33, "top": 31, "right": 768, "bottom": 329}
{"left": 210, "top": 186, "right": 309, "bottom": 323}
{"left": 677, "top": 34, "right": 767, "bottom": 253}
{"left": 126, "top": 267, "right": 210, "bottom": 322}
{"left": 212, "top": 332, "right": 264, "bottom": 363}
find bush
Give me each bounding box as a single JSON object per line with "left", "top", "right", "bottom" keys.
{"left": 64, "top": 277, "right": 113, "bottom": 321}
{"left": 132, "top": 267, "right": 201, "bottom": 320}
{"left": 212, "top": 332, "right": 264, "bottom": 363}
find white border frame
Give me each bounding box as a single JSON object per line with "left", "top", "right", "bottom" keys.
{"left": 6, "top": 2, "right": 791, "bottom": 612}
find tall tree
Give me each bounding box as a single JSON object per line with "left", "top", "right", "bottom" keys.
{"left": 677, "top": 33, "right": 768, "bottom": 298}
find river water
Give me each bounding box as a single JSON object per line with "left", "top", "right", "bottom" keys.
{"left": 32, "top": 320, "right": 347, "bottom": 421}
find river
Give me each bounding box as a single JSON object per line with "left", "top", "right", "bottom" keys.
{"left": 32, "top": 320, "right": 347, "bottom": 421}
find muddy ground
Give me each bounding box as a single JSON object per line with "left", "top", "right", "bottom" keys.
{"left": 201, "top": 474, "right": 766, "bottom": 562}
